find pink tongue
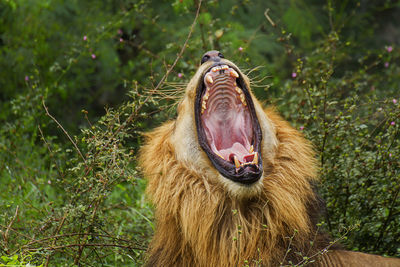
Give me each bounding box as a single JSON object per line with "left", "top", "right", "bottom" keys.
{"left": 202, "top": 102, "right": 252, "bottom": 163}
{"left": 219, "top": 142, "right": 249, "bottom": 162}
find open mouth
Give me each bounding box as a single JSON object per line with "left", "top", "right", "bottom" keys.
{"left": 195, "top": 63, "right": 263, "bottom": 185}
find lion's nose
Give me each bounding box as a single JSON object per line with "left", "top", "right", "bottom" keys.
{"left": 201, "top": 50, "right": 224, "bottom": 64}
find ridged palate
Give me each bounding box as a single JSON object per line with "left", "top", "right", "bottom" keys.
{"left": 202, "top": 68, "right": 243, "bottom": 115}
{"left": 207, "top": 90, "right": 238, "bottom": 114}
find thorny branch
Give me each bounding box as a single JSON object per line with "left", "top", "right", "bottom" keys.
{"left": 38, "top": 125, "right": 64, "bottom": 178}
{"left": 45, "top": 212, "right": 68, "bottom": 267}
{"left": 74, "top": 196, "right": 102, "bottom": 264}
{"left": 264, "top": 8, "right": 276, "bottom": 27}
{"left": 22, "top": 233, "right": 138, "bottom": 248}
{"left": 42, "top": 98, "right": 86, "bottom": 164}
{"left": 2, "top": 206, "right": 19, "bottom": 253}
{"left": 28, "top": 242, "right": 146, "bottom": 251}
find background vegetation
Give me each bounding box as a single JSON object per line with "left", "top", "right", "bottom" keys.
{"left": 0, "top": 0, "right": 399, "bottom": 265}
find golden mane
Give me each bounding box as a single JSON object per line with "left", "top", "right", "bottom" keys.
{"left": 139, "top": 54, "right": 400, "bottom": 266}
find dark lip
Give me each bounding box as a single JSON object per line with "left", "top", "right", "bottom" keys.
{"left": 194, "top": 62, "right": 263, "bottom": 185}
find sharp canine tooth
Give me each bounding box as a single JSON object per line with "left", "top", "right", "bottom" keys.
{"left": 240, "top": 94, "right": 247, "bottom": 105}
{"left": 206, "top": 74, "right": 213, "bottom": 84}
{"left": 249, "top": 145, "right": 254, "bottom": 153}
{"left": 231, "top": 69, "right": 239, "bottom": 78}
{"left": 234, "top": 156, "right": 240, "bottom": 169}
{"left": 253, "top": 152, "right": 258, "bottom": 165}
{"left": 202, "top": 101, "right": 207, "bottom": 113}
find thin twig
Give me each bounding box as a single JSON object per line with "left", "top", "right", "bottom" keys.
{"left": 293, "top": 225, "right": 358, "bottom": 266}
{"left": 74, "top": 195, "right": 103, "bottom": 265}
{"left": 42, "top": 99, "right": 86, "bottom": 164}
{"left": 38, "top": 125, "right": 64, "bottom": 178}
{"left": 0, "top": 223, "right": 33, "bottom": 242}
{"left": 126, "top": 40, "right": 160, "bottom": 59}
{"left": 3, "top": 206, "right": 19, "bottom": 251}
{"left": 280, "top": 230, "right": 296, "bottom": 266}
{"left": 45, "top": 211, "right": 68, "bottom": 267}
{"left": 22, "top": 233, "right": 138, "bottom": 248}
{"left": 264, "top": 9, "right": 276, "bottom": 27}
{"left": 28, "top": 243, "right": 146, "bottom": 251}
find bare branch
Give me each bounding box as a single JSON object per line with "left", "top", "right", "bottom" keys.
{"left": 42, "top": 98, "right": 86, "bottom": 164}
{"left": 264, "top": 9, "right": 276, "bottom": 27}
{"left": 45, "top": 212, "right": 68, "bottom": 267}
{"left": 28, "top": 243, "right": 146, "bottom": 252}
{"left": 3, "top": 206, "right": 19, "bottom": 251}
{"left": 38, "top": 125, "right": 64, "bottom": 178}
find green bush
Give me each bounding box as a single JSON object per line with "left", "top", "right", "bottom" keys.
{"left": 278, "top": 33, "right": 399, "bottom": 256}
{"left": 0, "top": 0, "right": 399, "bottom": 265}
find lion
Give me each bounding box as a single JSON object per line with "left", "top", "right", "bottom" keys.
{"left": 139, "top": 51, "right": 400, "bottom": 266}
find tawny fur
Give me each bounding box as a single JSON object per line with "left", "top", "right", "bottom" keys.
{"left": 139, "top": 58, "right": 400, "bottom": 266}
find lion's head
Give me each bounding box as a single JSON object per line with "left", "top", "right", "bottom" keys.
{"left": 172, "top": 50, "right": 278, "bottom": 197}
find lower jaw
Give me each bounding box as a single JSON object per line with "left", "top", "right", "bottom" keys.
{"left": 219, "top": 173, "right": 264, "bottom": 198}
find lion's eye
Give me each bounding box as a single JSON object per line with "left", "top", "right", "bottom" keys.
{"left": 201, "top": 55, "right": 210, "bottom": 64}
{"left": 218, "top": 52, "right": 224, "bottom": 58}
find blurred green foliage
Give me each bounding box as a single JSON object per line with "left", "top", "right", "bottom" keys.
{"left": 0, "top": 0, "right": 399, "bottom": 265}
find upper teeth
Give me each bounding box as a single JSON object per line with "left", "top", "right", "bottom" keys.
{"left": 203, "top": 91, "right": 209, "bottom": 100}
{"left": 201, "top": 65, "right": 246, "bottom": 113}
{"left": 206, "top": 74, "right": 213, "bottom": 84}
{"left": 240, "top": 93, "right": 247, "bottom": 106}
{"left": 230, "top": 69, "right": 239, "bottom": 78}
{"left": 201, "top": 100, "right": 207, "bottom": 114}
{"left": 211, "top": 65, "right": 234, "bottom": 73}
